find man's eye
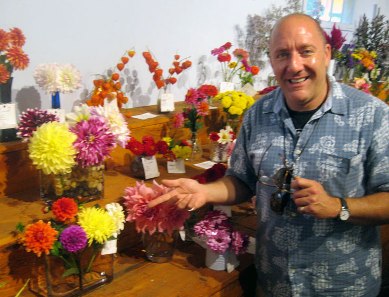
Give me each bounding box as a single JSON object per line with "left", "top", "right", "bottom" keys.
{"left": 302, "top": 49, "right": 313, "bottom": 56}
{"left": 276, "top": 52, "right": 289, "bottom": 59}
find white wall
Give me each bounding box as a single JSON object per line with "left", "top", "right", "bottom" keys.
{"left": 1, "top": 0, "right": 387, "bottom": 114}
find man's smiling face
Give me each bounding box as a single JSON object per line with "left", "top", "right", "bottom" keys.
{"left": 269, "top": 15, "right": 331, "bottom": 111}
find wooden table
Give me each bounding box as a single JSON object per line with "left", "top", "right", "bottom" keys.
{"left": 0, "top": 159, "right": 257, "bottom": 297}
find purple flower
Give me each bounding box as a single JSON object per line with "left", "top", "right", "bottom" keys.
{"left": 71, "top": 116, "right": 116, "bottom": 167}
{"left": 231, "top": 231, "right": 249, "bottom": 255}
{"left": 17, "top": 108, "right": 59, "bottom": 139}
{"left": 60, "top": 225, "right": 87, "bottom": 253}
{"left": 206, "top": 229, "right": 231, "bottom": 254}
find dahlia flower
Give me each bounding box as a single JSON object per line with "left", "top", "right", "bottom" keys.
{"left": 91, "top": 99, "right": 130, "bottom": 147}
{"left": 34, "top": 63, "right": 81, "bottom": 94}
{"left": 70, "top": 116, "right": 116, "bottom": 167}
{"left": 105, "top": 203, "right": 125, "bottom": 238}
{"left": 17, "top": 108, "right": 59, "bottom": 140}
{"left": 65, "top": 104, "right": 91, "bottom": 125}
{"left": 78, "top": 207, "right": 116, "bottom": 245}
{"left": 51, "top": 197, "right": 79, "bottom": 222}
{"left": 60, "top": 225, "right": 87, "bottom": 253}
{"left": 28, "top": 121, "right": 77, "bottom": 175}
{"left": 194, "top": 210, "right": 248, "bottom": 255}
{"left": 23, "top": 220, "right": 58, "bottom": 257}
{"left": 123, "top": 180, "right": 190, "bottom": 235}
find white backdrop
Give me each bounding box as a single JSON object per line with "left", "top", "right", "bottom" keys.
{"left": 0, "top": 0, "right": 387, "bottom": 113}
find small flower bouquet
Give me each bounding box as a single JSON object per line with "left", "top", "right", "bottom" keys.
{"left": 87, "top": 49, "right": 135, "bottom": 109}
{"left": 21, "top": 101, "right": 130, "bottom": 202}
{"left": 123, "top": 181, "right": 190, "bottom": 262}
{"left": 0, "top": 27, "right": 30, "bottom": 85}
{"left": 193, "top": 209, "right": 249, "bottom": 271}
{"left": 212, "top": 90, "right": 254, "bottom": 131}
{"left": 208, "top": 126, "right": 236, "bottom": 163}
{"left": 125, "top": 135, "right": 167, "bottom": 179}
{"left": 16, "top": 197, "right": 125, "bottom": 296}
{"left": 211, "top": 42, "right": 259, "bottom": 87}
{"left": 34, "top": 63, "right": 82, "bottom": 109}
{"left": 160, "top": 137, "right": 192, "bottom": 173}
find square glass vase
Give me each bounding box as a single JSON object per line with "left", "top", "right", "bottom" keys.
{"left": 40, "top": 164, "right": 104, "bottom": 203}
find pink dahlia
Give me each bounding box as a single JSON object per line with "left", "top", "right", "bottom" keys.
{"left": 71, "top": 116, "right": 116, "bottom": 167}
{"left": 123, "top": 181, "right": 189, "bottom": 235}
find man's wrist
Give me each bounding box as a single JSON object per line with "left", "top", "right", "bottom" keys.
{"left": 338, "top": 197, "right": 350, "bottom": 221}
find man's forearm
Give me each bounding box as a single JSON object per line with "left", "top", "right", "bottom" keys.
{"left": 202, "top": 175, "right": 254, "bottom": 206}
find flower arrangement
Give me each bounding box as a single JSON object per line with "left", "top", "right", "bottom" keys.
{"left": 213, "top": 90, "right": 254, "bottom": 125}
{"left": 34, "top": 63, "right": 82, "bottom": 94}
{"left": 211, "top": 42, "right": 259, "bottom": 86}
{"left": 324, "top": 23, "right": 346, "bottom": 59}
{"left": 172, "top": 84, "right": 217, "bottom": 133}
{"left": 17, "top": 108, "right": 59, "bottom": 140}
{"left": 16, "top": 197, "right": 124, "bottom": 291}
{"left": 125, "top": 135, "right": 168, "bottom": 157}
{"left": 87, "top": 49, "right": 135, "bottom": 109}
{"left": 123, "top": 180, "right": 190, "bottom": 235}
{"left": 160, "top": 137, "right": 192, "bottom": 161}
{"left": 193, "top": 209, "right": 249, "bottom": 255}
{"left": 22, "top": 102, "right": 130, "bottom": 201}
{"left": 0, "top": 27, "right": 29, "bottom": 84}
{"left": 209, "top": 126, "right": 236, "bottom": 145}
{"left": 142, "top": 51, "right": 192, "bottom": 90}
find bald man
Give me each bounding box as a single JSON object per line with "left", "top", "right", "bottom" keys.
{"left": 149, "top": 13, "right": 389, "bottom": 296}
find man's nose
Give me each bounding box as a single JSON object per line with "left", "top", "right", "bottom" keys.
{"left": 288, "top": 52, "right": 304, "bottom": 72}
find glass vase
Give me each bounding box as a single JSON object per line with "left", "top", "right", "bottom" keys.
{"left": 51, "top": 91, "right": 61, "bottom": 109}
{"left": 40, "top": 164, "right": 104, "bottom": 204}
{"left": 189, "top": 131, "right": 203, "bottom": 161}
{"left": 142, "top": 231, "right": 176, "bottom": 263}
{"left": 129, "top": 155, "right": 145, "bottom": 179}
{"left": 29, "top": 246, "right": 113, "bottom": 297}
{"left": 210, "top": 142, "right": 229, "bottom": 163}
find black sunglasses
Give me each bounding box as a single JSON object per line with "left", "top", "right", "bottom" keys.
{"left": 268, "top": 166, "right": 293, "bottom": 214}
{"left": 257, "top": 146, "right": 294, "bottom": 214}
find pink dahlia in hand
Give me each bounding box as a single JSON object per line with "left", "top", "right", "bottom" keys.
{"left": 123, "top": 180, "right": 190, "bottom": 235}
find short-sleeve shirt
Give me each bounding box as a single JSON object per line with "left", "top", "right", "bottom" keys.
{"left": 227, "top": 77, "right": 389, "bottom": 296}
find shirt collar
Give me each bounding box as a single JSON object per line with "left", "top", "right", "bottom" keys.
{"left": 267, "top": 75, "right": 346, "bottom": 116}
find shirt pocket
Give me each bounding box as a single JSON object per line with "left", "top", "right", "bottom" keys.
{"left": 319, "top": 153, "right": 364, "bottom": 195}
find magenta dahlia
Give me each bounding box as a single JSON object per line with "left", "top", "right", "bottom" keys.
{"left": 70, "top": 116, "right": 116, "bottom": 167}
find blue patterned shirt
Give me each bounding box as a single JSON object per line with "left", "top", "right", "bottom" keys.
{"left": 227, "top": 77, "right": 389, "bottom": 296}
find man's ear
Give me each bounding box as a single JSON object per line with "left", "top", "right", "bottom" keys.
{"left": 324, "top": 44, "right": 331, "bottom": 67}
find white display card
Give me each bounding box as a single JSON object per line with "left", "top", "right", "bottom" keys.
{"left": 141, "top": 156, "right": 160, "bottom": 179}
{"left": 219, "top": 82, "right": 235, "bottom": 93}
{"left": 159, "top": 93, "right": 175, "bottom": 112}
{"left": 0, "top": 103, "right": 17, "bottom": 129}
{"left": 167, "top": 158, "right": 186, "bottom": 174}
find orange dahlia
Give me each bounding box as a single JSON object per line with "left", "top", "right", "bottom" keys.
{"left": 6, "top": 46, "right": 29, "bottom": 70}
{"left": 0, "top": 29, "right": 9, "bottom": 51}
{"left": 23, "top": 220, "right": 58, "bottom": 257}
{"left": 0, "top": 64, "right": 10, "bottom": 84}
{"left": 51, "top": 197, "right": 79, "bottom": 223}
{"left": 8, "top": 27, "right": 26, "bottom": 47}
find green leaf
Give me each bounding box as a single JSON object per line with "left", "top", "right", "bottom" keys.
{"left": 15, "top": 223, "right": 25, "bottom": 233}
{"left": 62, "top": 267, "right": 80, "bottom": 277}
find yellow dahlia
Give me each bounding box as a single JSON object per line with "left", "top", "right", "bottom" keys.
{"left": 28, "top": 122, "right": 77, "bottom": 175}
{"left": 78, "top": 207, "right": 116, "bottom": 245}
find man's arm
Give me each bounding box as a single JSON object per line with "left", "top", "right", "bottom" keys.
{"left": 148, "top": 175, "right": 254, "bottom": 210}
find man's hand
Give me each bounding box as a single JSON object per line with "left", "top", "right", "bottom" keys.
{"left": 291, "top": 176, "right": 341, "bottom": 219}
{"left": 148, "top": 178, "right": 208, "bottom": 211}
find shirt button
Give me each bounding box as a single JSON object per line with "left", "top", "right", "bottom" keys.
{"left": 295, "top": 149, "right": 302, "bottom": 155}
